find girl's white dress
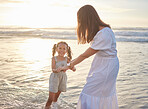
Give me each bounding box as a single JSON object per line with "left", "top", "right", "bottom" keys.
{"left": 77, "top": 27, "right": 119, "bottom": 109}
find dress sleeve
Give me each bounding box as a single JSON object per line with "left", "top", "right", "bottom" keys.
{"left": 90, "top": 29, "right": 112, "bottom": 50}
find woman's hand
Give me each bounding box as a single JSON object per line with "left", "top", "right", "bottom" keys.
{"left": 71, "top": 67, "right": 76, "bottom": 72}
{"left": 67, "top": 62, "right": 76, "bottom": 72}
{"left": 67, "top": 62, "right": 74, "bottom": 69}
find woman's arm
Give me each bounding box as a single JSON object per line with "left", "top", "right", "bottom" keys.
{"left": 70, "top": 47, "right": 98, "bottom": 68}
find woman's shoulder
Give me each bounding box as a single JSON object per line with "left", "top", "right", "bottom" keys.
{"left": 94, "top": 27, "right": 113, "bottom": 39}
{"left": 98, "top": 27, "right": 112, "bottom": 34}
{"left": 90, "top": 27, "right": 114, "bottom": 50}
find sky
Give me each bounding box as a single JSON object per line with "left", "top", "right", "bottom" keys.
{"left": 0, "top": 0, "right": 148, "bottom": 28}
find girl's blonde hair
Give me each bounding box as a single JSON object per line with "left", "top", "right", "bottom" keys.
{"left": 52, "top": 41, "right": 72, "bottom": 60}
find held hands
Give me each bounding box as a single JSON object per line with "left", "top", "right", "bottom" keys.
{"left": 67, "top": 62, "right": 76, "bottom": 71}
{"left": 59, "top": 62, "right": 76, "bottom": 72}
{"left": 71, "top": 67, "right": 76, "bottom": 72}
{"left": 53, "top": 65, "right": 76, "bottom": 73}
{"left": 52, "top": 67, "right": 63, "bottom": 73}
{"left": 61, "top": 65, "right": 76, "bottom": 72}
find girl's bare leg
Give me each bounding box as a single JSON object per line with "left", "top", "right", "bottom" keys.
{"left": 51, "top": 91, "right": 61, "bottom": 108}
{"left": 45, "top": 92, "right": 55, "bottom": 109}
{"left": 53, "top": 91, "right": 61, "bottom": 102}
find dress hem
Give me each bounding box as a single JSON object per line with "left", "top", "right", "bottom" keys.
{"left": 76, "top": 92, "right": 118, "bottom": 109}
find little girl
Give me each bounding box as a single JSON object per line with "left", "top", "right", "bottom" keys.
{"left": 45, "top": 41, "right": 76, "bottom": 109}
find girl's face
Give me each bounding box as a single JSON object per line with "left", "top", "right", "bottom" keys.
{"left": 56, "top": 43, "right": 67, "bottom": 57}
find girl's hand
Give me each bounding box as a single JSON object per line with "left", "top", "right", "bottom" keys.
{"left": 61, "top": 66, "right": 69, "bottom": 71}
{"left": 56, "top": 67, "right": 62, "bottom": 73}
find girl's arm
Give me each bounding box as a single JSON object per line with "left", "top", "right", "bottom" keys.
{"left": 52, "top": 57, "right": 60, "bottom": 73}
{"left": 70, "top": 47, "right": 98, "bottom": 68}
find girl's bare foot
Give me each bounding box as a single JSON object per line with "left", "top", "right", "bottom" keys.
{"left": 44, "top": 106, "right": 51, "bottom": 109}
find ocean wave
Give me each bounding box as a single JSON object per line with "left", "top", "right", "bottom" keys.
{"left": 0, "top": 26, "right": 148, "bottom": 42}
{"left": 112, "top": 27, "right": 148, "bottom": 31}
{"left": 115, "top": 31, "right": 148, "bottom": 37}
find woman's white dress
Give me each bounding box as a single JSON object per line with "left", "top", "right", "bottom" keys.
{"left": 76, "top": 27, "right": 119, "bottom": 109}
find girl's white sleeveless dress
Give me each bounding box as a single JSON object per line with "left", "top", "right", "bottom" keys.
{"left": 77, "top": 27, "right": 119, "bottom": 109}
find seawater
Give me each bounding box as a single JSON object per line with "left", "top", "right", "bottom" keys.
{"left": 0, "top": 26, "right": 148, "bottom": 42}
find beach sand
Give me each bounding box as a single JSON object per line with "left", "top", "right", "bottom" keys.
{"left": 0, "top": 37, "right": 148, "bottom": 109}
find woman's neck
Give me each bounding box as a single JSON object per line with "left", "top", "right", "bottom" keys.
{"left": 99, "top": 26, "right": 105, "bottom": 30}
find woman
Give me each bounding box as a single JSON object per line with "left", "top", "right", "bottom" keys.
{"left": 68, "top": 5, "right": 119, "bottom": 109}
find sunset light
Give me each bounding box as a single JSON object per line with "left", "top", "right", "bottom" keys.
{"left": 2, "top": 0, "right": 80, "bottom": 28}
{"left": 0, "top": 0, "right": 148, "bottom": 28}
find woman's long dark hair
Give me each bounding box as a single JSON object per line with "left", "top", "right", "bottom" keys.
{"left": 77, "top": 5, "right": 110, "bottom": 44}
